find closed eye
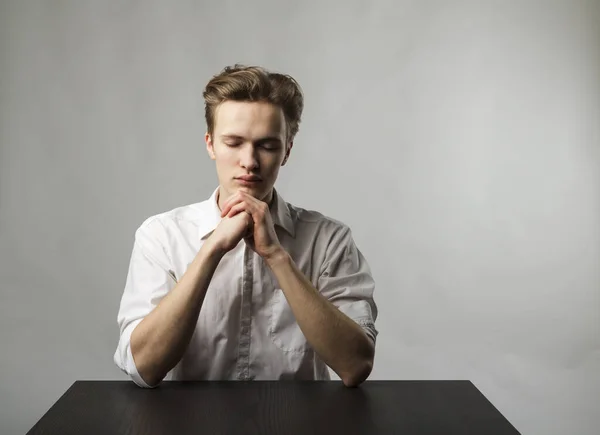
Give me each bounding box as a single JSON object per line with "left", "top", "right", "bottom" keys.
{"left": 220, "top": 135, "right": 282, "bottom": 150}
{"left": 256, "top": 138, "right": 283, "bottom": 150}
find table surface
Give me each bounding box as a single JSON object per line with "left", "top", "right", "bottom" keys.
{"left": 26, "top": 380, "right": 520, "bottom": 435}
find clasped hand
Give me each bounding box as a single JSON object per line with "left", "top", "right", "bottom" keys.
{"left": 209, "top": 191, "right": 283, "bottom": 260}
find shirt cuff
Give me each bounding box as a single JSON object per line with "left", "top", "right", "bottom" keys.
{"left": 355, "top": 319, "right": 378, "bottom": 346}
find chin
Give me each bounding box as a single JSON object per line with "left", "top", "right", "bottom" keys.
{"left": 235, "top": 185, "right": 263, "bottom": 196}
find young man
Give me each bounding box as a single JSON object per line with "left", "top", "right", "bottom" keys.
{"left": 114, "top": 65, "right": 378, "bottom": 388}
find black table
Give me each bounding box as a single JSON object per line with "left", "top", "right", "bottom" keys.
{"left": 27, "top": 380, "right": 520, "bottom": 434}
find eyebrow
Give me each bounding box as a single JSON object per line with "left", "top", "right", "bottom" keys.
{"left": 220, "top": 134, "right": 283, "bottom": 145}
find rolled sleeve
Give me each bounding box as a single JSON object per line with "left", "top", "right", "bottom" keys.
{"left": 317, "top": 225, "right": 378, "bottom": 344}
{"left": 113, "top": 219, "right": 176, "bottom": 387}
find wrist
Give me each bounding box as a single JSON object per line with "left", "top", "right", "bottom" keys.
{"left": 264, "top": 246, "right": 290, "bottom": 269}
{"left": 201, "top": 237, "right": 227, "bottom": 261}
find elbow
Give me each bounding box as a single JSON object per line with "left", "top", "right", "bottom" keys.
{"left": 137, "top": 373, "right": 163, "bottom": 388}
{"left": 129, "top": 346, "right": 164, "bottom": 388}
{"left": 341, "top": 359, "right": 373, "bottom": 388}
{"left": 134, "top": 361, "right": 165, "bottom": 388}
{"left": 341, "top": 339, "right": 375, "bottom": 387}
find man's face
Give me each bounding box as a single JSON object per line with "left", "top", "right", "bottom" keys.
{"left": 206, "top": 100, "right": 292, "bottom": 208}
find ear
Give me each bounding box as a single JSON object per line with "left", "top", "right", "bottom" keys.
{"left": 205, "top": 132, "right": 216, "bottom": 160}
{"left": 281, "top": 141, "right": 294, "bottom": 166}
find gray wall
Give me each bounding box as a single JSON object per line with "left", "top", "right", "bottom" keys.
{"left": 1, "top": 1, "right": 599, "bottom": 434}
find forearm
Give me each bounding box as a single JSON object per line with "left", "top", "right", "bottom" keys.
{"left": 266, "top": 251, "right": 375, "bottom": 387}
{"left": 130, "top": 240, "right": 224, "bottom": 386}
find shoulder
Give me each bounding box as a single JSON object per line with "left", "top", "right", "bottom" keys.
{"left": 137, "top": 202, "right": 201, "bottom": 231}
{"left": 134, "top": 202, "right": 203, "bottom": 247}
{"left": 287, "top": 201, "right": 352, "bottom": 240}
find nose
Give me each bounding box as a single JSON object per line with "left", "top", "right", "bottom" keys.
{"left": 240, "top": 144, "right": 259, "bottom": 171}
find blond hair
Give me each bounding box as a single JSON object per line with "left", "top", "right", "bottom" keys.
{"left": 203, "top": 64, "right": 304, "bottom": 142}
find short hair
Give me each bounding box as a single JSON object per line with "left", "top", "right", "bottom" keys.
{"left": 203, "top": 64, "right": 304, "bottom": 142}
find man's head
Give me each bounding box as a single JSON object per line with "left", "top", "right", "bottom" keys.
{"left": 203, "top": 64, "right": 304, "bottom": 206}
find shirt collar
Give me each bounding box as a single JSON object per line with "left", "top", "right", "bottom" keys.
{"left": 198, "top": 186, "right": 295, "bottom": 241}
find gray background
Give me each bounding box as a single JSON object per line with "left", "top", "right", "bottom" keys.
{"left": 1, "top": 1, "right": 599, "bottom": 434}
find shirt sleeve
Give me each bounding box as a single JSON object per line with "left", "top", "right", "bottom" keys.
{"left": 317, "top": 224, "right": 378, "bottom": 345}
{"left": 113, "top": 218, "right": 176, "bottom": 388}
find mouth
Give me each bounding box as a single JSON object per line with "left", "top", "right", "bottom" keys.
{"left": 235, "top": 177, "right": 262, "bottom": 186}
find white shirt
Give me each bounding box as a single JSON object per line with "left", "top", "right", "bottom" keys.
{"left": 114, "top": 186, "right": 378, "bottom": 387}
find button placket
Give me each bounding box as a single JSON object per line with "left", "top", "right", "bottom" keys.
{"left": 236, "top": 242, "right": 254, "bottom": 380}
